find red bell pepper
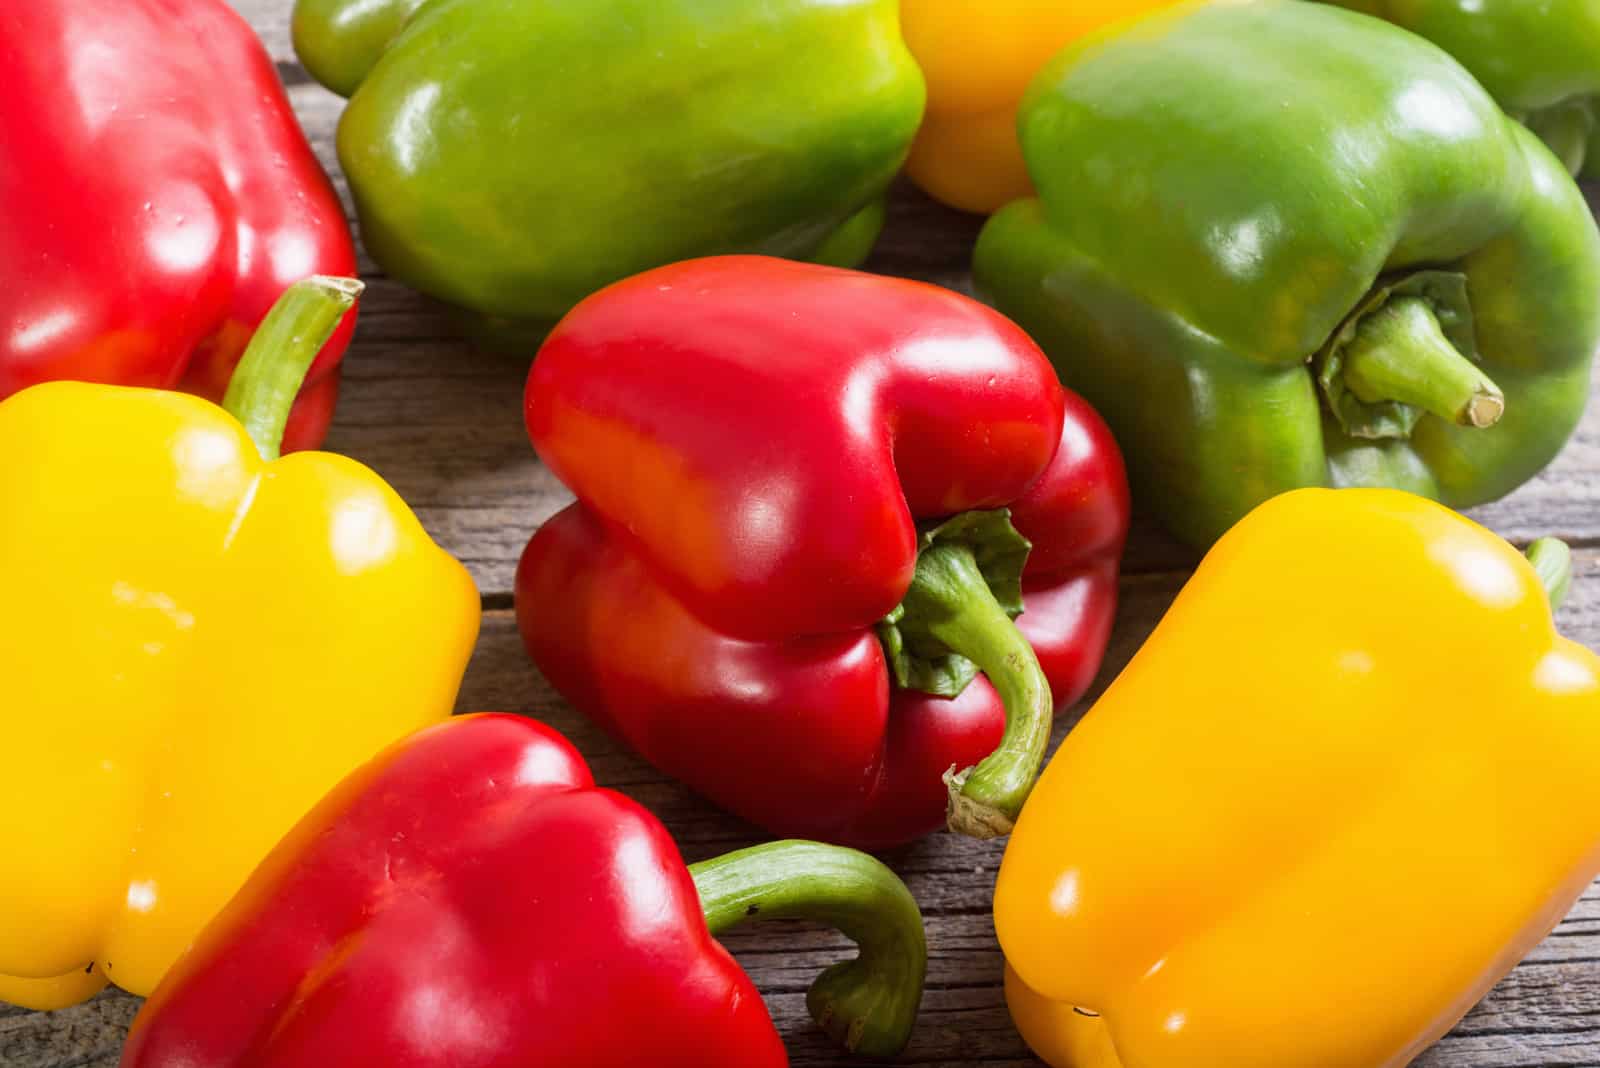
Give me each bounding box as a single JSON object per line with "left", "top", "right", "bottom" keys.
{"left": 517, "top": 256, "right": 1128, "bottom": 845}
{"left": 0, "top": 0, "right": 356, "bottom": 452}
{"left": 121, "top": 714, "right": 927, "bottom": 1067}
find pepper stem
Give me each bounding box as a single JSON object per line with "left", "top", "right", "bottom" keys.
{"left": 1526, "top": 538, "right": 1573, "bottom": 613}
{"left": 690, "top": 840, "right": 926, "bottom": 1058}
{"left": 891, "top": 539, "right": 1053, "bottom": 839}
{"left": 222, "top": 276, "right": 363, "bottom": 460}
{"left": 1340, "top": 296, "right": 1503, "bottom": 429}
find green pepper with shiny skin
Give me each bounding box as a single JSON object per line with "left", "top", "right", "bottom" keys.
{"left": 974, "top": 0, "right": 1600, "bottom": 550}
{"left": 292, "top": 0, "right": 924, "bottom": 333}
{"left": 1323, "top": 0, "right": 1600, "bottom": 176}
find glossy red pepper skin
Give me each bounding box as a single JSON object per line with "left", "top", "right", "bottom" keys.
{"left": 517, "top": 256, "right": 1128, "bottom": 847}
{"left": 0, "top": 0, "right": 356, "bottom": 451}
{"left": 121, "top": 714, "right": 792, "bottom": 1067}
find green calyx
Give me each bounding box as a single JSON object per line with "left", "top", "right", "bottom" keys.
{"left": 222, "top": 276, "right": 363, "bottom": 461}
{"left": 876, "top": 509, "right": 1053, "bottom": 839}
{"left": 689, "top": 840, "right": 926, "bottom": 1058}
{"left": 877, "top": 510, "right": 1030, "bottom": 697}
{"left": 1315, "top": 272, "right": 1502, "bottom": 441}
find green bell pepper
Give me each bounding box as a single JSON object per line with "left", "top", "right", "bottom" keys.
{"left": 1323, "top": 1, "right": 1600, "bottom": 177}
{"left": 974, "top": 0, "right": 1600, "bottom": 550}
{"left": 292, "top": 0, "right": 924, "bottom": 332}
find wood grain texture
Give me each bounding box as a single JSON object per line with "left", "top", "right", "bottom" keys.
{"left": 8, "top": 2, "right": 1600, "bottom": 1065}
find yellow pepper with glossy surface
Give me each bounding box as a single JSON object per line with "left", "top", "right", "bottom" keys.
{"left": 0, "top": 278, "right": 479, "bottom": 1011}
{"left": 900, "top": 0, "right": 1176, "bottom": 214}
{"left": 996, "top": 488, "right": 1600, "bottom": 1068}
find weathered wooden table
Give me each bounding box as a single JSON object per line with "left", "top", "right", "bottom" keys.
{"left": 8, "top": 3, "right": 1600, "bottom": 1065}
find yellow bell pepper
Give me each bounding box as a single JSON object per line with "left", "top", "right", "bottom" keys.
{"left": 996, "top": 488, "right": 1600, "bottom": 1068}
{"left": 900, "top": 1, "right": 1176, "bottom": 214}
{"left": 0, "top": 278, "right": 479, "bottom": 1011}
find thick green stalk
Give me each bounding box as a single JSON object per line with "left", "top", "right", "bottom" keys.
{"left": 895, "top": 540, "right": 1053, "bottom": 839}
{"left": 1341, "top": 296, "right": 1503, "bottom": 429}
{"left": 222, "top": 276, "right": 363, "bottom": 461}
{"left": 690, "top": 840, "right": 926, "bottom": 1058}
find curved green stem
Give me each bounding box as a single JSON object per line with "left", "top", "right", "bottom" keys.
{"left": 1341, "top": 296, "right": 1503, "bottom": 429}
{"left": 1526, "top": 538, "right": 1573, "bottom": 613}
{"left": 690, "top": 840, "right": 926, "bottom": 1058}
{"left": 894, "top": 538, "right": 1053, "bottom": 839}
{"left": 222, "top": 276, "right": 363, "bottom": 460}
